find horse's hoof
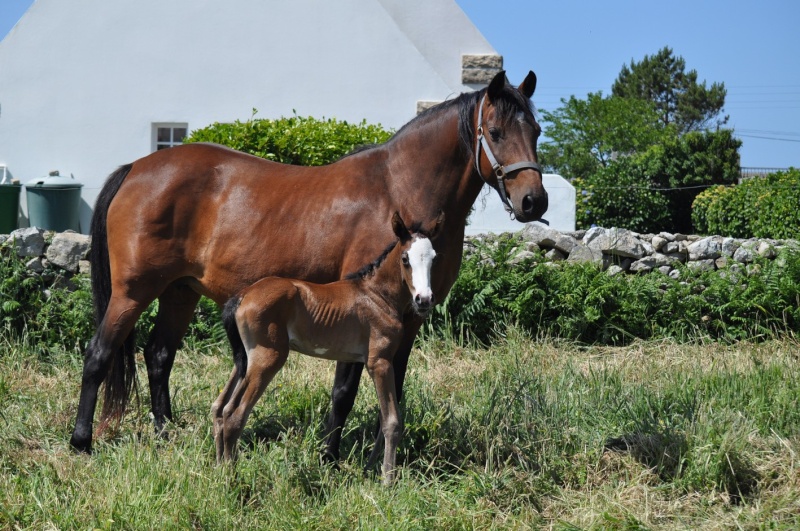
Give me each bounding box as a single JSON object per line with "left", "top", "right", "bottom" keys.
{"left": 320, "top": 450, "right": 340, "bottom": 466}
{"left": 69, "top": 434, "right": 92, "bottom": 454}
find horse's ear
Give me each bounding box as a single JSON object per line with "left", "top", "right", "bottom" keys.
{"left": 429, "top": 210, "right": 445, "bottom": 239}
{"left": 487, "top": 70, "right": 507, "bottom": 102}
{"left": 392, "top": 211, "right": 411, "bottom": 241}
{"left": 518, "top": 70, "right": 537, "bottom": 99}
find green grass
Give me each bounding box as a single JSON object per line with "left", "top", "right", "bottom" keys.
{"left": 2, "top": 329, "right": 800, "bottom": 529}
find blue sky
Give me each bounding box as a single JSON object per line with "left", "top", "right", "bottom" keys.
{"left": 2, "top": 0, "right": 798, "bottom": 168}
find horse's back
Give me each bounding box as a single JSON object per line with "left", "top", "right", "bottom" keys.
{"left": 103, "top": 143, "right": 395, "bottom": 303}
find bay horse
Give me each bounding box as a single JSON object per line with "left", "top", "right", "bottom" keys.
{"left": 213, "top": 211, "right": 442, "bottom": 484}
{"left": 69, "top": 70, "right": 548, "bottom": 455}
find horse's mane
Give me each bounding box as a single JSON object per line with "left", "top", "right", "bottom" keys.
{"left": 344, "top": 240, "right": 399, "bottom": 280}
{"left": 344, "top": 222, "right": 429, "bottom": 280}
{"left": 339, "top": 80, "right": 536, "bottom": 163}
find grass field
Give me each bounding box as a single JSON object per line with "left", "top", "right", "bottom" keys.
{"left": 2, "top": 329, "right": 799, "bottom": 529}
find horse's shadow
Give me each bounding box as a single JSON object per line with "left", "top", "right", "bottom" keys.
{"left": 604, "top": 428, "right": 759, "bottom": 504}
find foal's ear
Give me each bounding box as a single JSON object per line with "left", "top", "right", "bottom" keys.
{"left": 429, "top": 210, "right": 445, "bottom": 239}
{"left": 487, "top": 70, "right": 507, "bottom": 102}
{"left": 518, "top": 70, "right": 537, "bottom": 99}
{"left": 391, "top": 211, "right": 411, "bottom": 241}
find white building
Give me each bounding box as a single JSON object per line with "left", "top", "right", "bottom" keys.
{"left": 0, "top": 0, "right": 573, "bottom": 234}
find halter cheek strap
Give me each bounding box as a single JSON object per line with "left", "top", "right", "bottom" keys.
{"left": 474, "top": 94, "right": 543, "bottom": 220}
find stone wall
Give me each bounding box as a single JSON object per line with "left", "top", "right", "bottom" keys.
{"left": 3, "top": 225, "right": 798, "bottom": 288}
{"left": 1, "top": 227, "right": 91, "bottom": 290}
{"left": 467, "top": 224, "right": 799, "bottom": 277}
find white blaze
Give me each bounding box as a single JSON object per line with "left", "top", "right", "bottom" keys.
{"left": 407, "top": 236, "right": 435, "bottom": 300}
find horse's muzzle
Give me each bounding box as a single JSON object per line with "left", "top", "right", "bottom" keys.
{"left": 518, "top": 190, "right": 549, "bottom": 223}
{"left": 413, "top": 293, "right": 435, "bottom": 316}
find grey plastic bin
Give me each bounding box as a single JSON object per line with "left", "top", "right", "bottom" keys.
{"left": 26, "top": 171, "right": 83, "bottom": 232}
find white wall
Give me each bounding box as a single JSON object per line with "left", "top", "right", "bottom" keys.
{"left": 466, "top": 174, "right": 576, "bottom": 235}
{"left": 0, "top": 0, "right": 496, "bottom": 233}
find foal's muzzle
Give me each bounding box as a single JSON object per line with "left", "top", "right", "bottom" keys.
{"left": 413, "top": 293, "right": 435, "bottom": 316}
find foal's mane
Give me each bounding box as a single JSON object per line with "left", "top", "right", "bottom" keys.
{"left": 339, "top": 80, "right": 536, "bottom": 163}
{"left": 344, "top": 222, "right": 429, "bottom": 281}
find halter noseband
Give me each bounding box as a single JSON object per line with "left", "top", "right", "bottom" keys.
{"left": 474, "top": 94, "right": 543, "bottom": 221}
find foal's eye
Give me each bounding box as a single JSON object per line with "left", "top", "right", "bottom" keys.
{"left": 489, "top": 128, "right": 501, "bottom": 142}
{"left": 402, "top": 253, "right": 409, "bottom": 266}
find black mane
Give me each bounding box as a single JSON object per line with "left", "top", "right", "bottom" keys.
{"left": 344, "top": 240, "right": 399, "bottom": 280}
{"left": 344, "top": 222, "right": 431, "bottom": 281}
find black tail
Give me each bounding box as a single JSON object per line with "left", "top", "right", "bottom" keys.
{"left": 90, "top": 164, "right": 138, "bottom": 421}
{"left": 222, "top": 294, "right": 247, "bottom": 379}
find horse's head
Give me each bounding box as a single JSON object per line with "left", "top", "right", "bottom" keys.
{"left": 474, "top": 70, "right": 548, "bottom": 223}
{"left": 391, "top": 211, "right": 444, "bottom": 316}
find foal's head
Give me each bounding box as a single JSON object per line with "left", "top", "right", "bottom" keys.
{"left": 391, "top": 211, "right": 444, "bottom": 316}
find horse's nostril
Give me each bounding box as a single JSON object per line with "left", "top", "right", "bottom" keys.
{"left": 522, "top": 194, "right": 534, "bottom": 213}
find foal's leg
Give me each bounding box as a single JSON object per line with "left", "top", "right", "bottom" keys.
{"left": 211, "top": 366, "right": 239, "bottom": 461}
{"left": 142, "top": 283, "right": 201, "bottom": 435}
{"left": 220, "top": 343, "right": 288, "bottom": 461}
{"left": 367, "top": 354, "right": 402, "bottom": 486}
{"left": 70, "top": 294, "right": 149, "bottom": 453}
{"left": 365, "top": 318, "right": 422, "bottom": 470}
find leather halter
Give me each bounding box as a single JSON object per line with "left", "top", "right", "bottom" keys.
{"left": 474, "top": 94, "right": 543, "bottom": 220}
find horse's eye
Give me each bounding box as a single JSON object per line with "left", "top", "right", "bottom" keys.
{"left": 402, "top": 253, "right": 409, "bottom": 266}
{"left": 489, "top": 128, "right": 501, "bottom": 142}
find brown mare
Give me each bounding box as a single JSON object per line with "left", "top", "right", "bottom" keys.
{"left": 214, "top": 212, "right": 442, "bottom": 484}
{"left": 69, "top": 70, "right": 548, "bottom": 456}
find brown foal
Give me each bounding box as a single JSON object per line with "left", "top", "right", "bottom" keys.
{"left": 212, "top": 211, "right": 443, "bottom": 484}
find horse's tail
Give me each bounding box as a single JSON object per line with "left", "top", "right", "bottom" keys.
{"left": 91, "top": 164, "right": 138, "bottom": 422}
{"left": 222, "top": 294, "right": 248, "bottom": 379}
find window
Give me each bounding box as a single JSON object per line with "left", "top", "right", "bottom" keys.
{"left": 152, "top": 123, "right": 188, "bottom": 151}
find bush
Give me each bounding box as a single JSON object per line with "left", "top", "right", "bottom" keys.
{"left": 0, "top": 246, "right": 93, "bottom": 354}
{"left": 426, "top": 236, "right": 800, "bottom": 345}
{"left": 186, "top": 111, "right": 393, "bottom": 166}
{"left": 692, "top": 168, "right": 800, "bottom": 238}
{"left": 575, "top": 155, "right": 671, "bottom": 233}
{"left": 573, "top": 129, "right": 740, "bottom": 233}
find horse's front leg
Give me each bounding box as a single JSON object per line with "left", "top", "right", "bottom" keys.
{"left": 323, "top": 361, "right": 365, "bottom": 462}
{"left": 367, "top": 352, "right": 402, "bottom": 486}
{"left": 365, "top": 317, "right": 422, "bottom": 471}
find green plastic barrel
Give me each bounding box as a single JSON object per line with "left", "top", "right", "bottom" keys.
{"left": 26, "top": 171, "right": 84, "bottom": 232}
{"left": 0, "top": 183, "right": 22, "bottom": 233}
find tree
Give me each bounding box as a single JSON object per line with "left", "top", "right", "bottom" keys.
{"left": 539, "top": 92, "right": 672, "bottom": 180}
{"left": 612, "top": 47, "right": 728, "bottom": 133}
{"left": 574, "top": 129, "right": 740, "bottom": 233}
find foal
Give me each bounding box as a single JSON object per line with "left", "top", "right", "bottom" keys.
{"left": 212, "top": 211, "right": 442, "bottom": 484}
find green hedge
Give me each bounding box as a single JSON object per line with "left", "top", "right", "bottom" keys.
{"left": 692, "top": 168, "right": 800, "bottom": 238}
{"left": 186, "top": 112, "right": 393, "bottom": 166}
{"left": 4, "top": 240, "right": 800, "bottom": 352}
{"left": 425, "top": 235, "right": 800, "bottom": 345}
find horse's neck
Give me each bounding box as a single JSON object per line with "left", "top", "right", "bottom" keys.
{"left": 384, "top": 109, "right": 484, "bottom": 225}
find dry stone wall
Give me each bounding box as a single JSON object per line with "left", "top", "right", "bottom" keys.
{"left": 3, "top": 225, "right": 798, "bottom": 287}
{"left": 466, "top": 224, "right": 799, "bottom": 277}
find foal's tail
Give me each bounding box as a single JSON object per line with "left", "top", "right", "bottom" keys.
{"left": 222, "top": 295, "right": 248, "bottom": 379}
{"left": 91, "top": 164, "right": 138, "bottom": 422}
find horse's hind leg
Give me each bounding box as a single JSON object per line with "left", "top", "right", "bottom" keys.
{"left": 70, "top": 294, "right": 148, "bottom": 453}
{"left": 143, "top": 282, "right": 201, "bottom": 435}
{"left": 211, "top": 366, "right": 239, "bottom": 460}
{"left": 220, "top": 344, "right": 288, "bottom": 461}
